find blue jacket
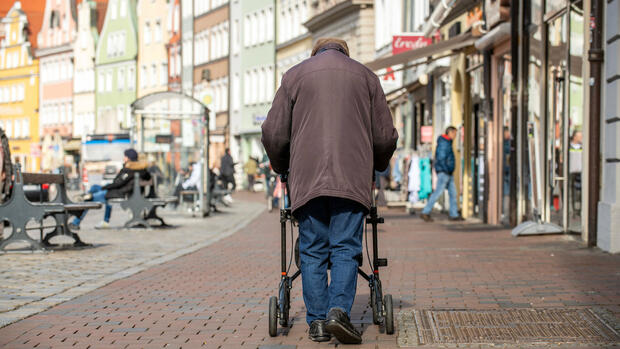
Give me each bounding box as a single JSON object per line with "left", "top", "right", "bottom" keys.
{"left": 434, "top": 135, "right": 455, "bottom": 174}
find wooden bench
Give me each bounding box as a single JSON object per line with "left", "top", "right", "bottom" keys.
{"left": 0, "top": 165, "right": 102, "bottom": 251}
{"left": 109, "top": 173, "right": 176, "bottom": 229}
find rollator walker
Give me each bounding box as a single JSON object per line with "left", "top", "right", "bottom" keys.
{"left": 268, "top": 174, "right": 394, "bottom": 337}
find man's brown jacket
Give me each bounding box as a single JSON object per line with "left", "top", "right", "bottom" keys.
{"left": 261, "top": 43, "right": 398, "bottom": 213}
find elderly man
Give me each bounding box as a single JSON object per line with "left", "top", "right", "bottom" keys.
{"left": 262, "top": 38, "right": 397, "bottom": 344}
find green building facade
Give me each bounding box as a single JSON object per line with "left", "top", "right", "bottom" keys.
{"left": 229, "top": 0, "right": 275, "bottom": 170}
{"left": 95, "top": 0, "right": 138, "bottom": 133}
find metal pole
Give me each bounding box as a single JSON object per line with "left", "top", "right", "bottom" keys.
{"left": 140, "top": 115, "right": 145, "bottom": 153}
{"left": 482, "top": 49, "right": 492, "bottom": 223}
{"left": 587, "top": 0, "right": 603, "bottom": 246}
{"left": 509, "top": 0, "right": 519, "bottom": 227}
{"left": 202, "top": 108, "right": 211, "bottom": 217}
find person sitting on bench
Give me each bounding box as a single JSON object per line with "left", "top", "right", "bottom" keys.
{"left": 172, "top": 162, "right": 201, "bottom": 207}
{"left": 70, "top": 148, "right": 151, "bottom": 229}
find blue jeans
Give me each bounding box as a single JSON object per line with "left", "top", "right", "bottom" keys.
{"left": 72, "top": 185, "right": 112, "bottom": 226}
{"left": 422, "top": 172, "right": 458, "bottom": 218}
{"left": 296, "top": 196, "right": 365, "bottom": 325}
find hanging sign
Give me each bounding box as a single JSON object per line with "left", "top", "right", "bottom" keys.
{"left": 392, "top": 34, "right": 432, "bottom": 55}
{"left": 421, "top": 125, "right": 433, "bottom": 144}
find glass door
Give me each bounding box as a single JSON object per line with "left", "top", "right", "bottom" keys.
{"left": 545, "top": 13, "right": 568, "bottom": 227}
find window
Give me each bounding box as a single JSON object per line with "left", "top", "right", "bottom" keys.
{"left": 160, "top": 62, "right": 167, "bottom": 86}
{"left": 118, "top": 32, "right": 125, "bottom": 56}
{"left": 17, "top": 84, "right": 24, "bottom": 101}
{"left": 117, "top": 105, "right": 124, "bottom": 125}
{"left": 154, "top": 20, "right": 162, "bottom": 42}
{"left": 60, "top": 61, "right": 67, "bottom": 80}
{"left": 259, "top": 68, "right": 266, "bottom": 102}
{"left": 120, "top": 0, "right": 127, "bottom": 17}
{"left": 251, "top": 13, "right": 258, "bottom": 45}
{"left": 232, "top": 73, "right": 240, "bottom": 110}
{"left": 10, "top": 86, "right": 16, "bottom": 102}
{"left": 244, "top": 71, "right": 249, "bottom": 105}
{"left": 258, "top": 10, "right": 266, "bottom": 43}
{"left": 98, "top": 71, "right": 104, "bottom": 91}
{"left": 232, "top": 19, "right": 240, "bottom": 54}
{"left": 267, "top": 7, "right": 274, "bottom": 41}
{"left": 244, "top": 15, "right": 250, "bottom": 47}
{"left": 22, "top": 119, "right": 29, "bottom": 138}
{"left": 110, "top": 0, "right": 117, "bottom": 20}
{"left": 118, "top": 67, "right": 125, "bottom": 90}
{"left": 140, "top": 65, "right": 147, "bottom": 88}
{"left": 106, "top": 70, "right": 112, "bottom": 91}
{"left": 5, "top": 120, "right": 11, "bottom": 138}
{"left": 127, "top": 67, "right": 135, "bottom": 90}
{"left": 144, "top": 22, "right": 151, "bottom": 45}
{"left": 14, "top": 119, "right": 21, "bottom": 138}
{"left": 210, "top": 29, "right": 216, "bottom": 60}
{"left": 60, "top": 104, "right": 66, "bottom": 123}
{"left": 267, "top": 65, "right": 274, "bottom": 99}
{"left": 151, "top": 64, "right": 157, "bottom": 87}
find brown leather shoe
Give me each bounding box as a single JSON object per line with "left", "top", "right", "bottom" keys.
{"left": 420, "top": 213, "right": 433, "bottom": 222}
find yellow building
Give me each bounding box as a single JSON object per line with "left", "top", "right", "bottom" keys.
{"left": 0, "top": 1, "right": 43, "bottom": 172}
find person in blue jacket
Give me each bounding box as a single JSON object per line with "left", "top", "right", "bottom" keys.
{"left": 420, "top": 126, "right": 463, "bottom": 222}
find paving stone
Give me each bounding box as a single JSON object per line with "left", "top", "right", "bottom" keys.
{"left": 0, "top": 193, "right": 619, "bottom": 348}
{"left": 0, "top": 199, "right": 264, "bottom": 327}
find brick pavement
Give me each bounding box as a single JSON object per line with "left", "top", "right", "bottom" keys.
{"left": 0, "top": 192, "right": 618, "bottom": 348}
{"left": 0, "top": 198, "right": 264, "bottom": 328}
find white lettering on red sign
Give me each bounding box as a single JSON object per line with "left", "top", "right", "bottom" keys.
{"left": 392, "top": 35, "right": 432, "bottom": 55}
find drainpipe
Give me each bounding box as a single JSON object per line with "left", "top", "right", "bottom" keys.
{"left": 587, "top": 0, "right": 603, "bottom": 246}
{"left": 422, "top": 0, "right": 457, "bottom": 37}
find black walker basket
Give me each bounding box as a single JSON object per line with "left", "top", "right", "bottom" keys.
{"left": 268, "top": 175, "right": 394, "bottom": 337}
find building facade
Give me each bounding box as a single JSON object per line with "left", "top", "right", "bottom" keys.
{"left": 0, "top": 1, "right": 43, "bottom": 172}
{"left": 95, "top": 0, "right": 138, "bottom": 133}
{"left": 36, "top": 0, "right": 77, "bottom": 151}
{"left": 193, "top": 0, "right": 229, "bottom": 168}
{"left": 229, "top": 0, "right": 275, "bottom": 173}
{"left": 304, "top": 0, "right": 375, "bottom": 63}
{"left": 599, "top": 0, "right": 619, "bottom": 252}
{"left": 275, "top": 0, "right": 311, "bottom": 86}
{"left": 167, "top": 0, "right": 181, "bottom": 92}
{"left": 137, "top": 0, "right": 169, "bottom": 98}
{"left": 73, "top": 0, "right": 105, "bottom": 140}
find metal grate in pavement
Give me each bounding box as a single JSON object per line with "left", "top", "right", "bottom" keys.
{"left": 398, "top": 309, "right": 620, "bottom": 346}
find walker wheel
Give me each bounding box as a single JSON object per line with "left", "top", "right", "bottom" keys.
{"left": 269, "top": 296, "right": 278, "bottom": 337}
{"left": 384, "top": 294, "right": 394, "bottom": 334}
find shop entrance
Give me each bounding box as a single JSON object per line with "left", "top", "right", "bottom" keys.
{"left": 543, "top": 1, "right": 584, "bottom": 233}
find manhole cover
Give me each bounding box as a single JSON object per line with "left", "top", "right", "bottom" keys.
{"left": 398, "top": 309, "right": 620, "bottom": 346}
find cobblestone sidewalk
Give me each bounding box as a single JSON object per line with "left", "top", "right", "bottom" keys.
{"left": 0, "top": 199, "right": 264, "bottom": 327}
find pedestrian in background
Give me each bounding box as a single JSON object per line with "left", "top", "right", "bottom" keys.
{"left": 244, "top": 156, "right": 258, "bottom": 192}
{"left": 262, "top": 37, "right": 398, "bottom": 345}
{"left": 420, "top": 126, "right": 463, "bottom": 222}
{"left": 70, "top": 148, "right": 150, "bottom": 230}
{"left": 219, "top": 148, "right": 236, "bottom": 191}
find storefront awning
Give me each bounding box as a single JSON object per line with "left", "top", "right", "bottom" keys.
{"left": 365, "top": 32, "right": 476, "bottom": 72}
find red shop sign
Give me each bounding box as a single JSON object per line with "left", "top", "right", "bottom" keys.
{"left": 392, "top": 34, "right": 432, "bottom": 55}
{"left": 420, "top": 126, "right": 433, "bottom": 144}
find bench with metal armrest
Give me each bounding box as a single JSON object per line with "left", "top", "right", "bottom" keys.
{"left": 109, "top": 173, "right": 176, "bottom": 229}
{"left": 0, "top": 165, "right": 102, "bottom": 251}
